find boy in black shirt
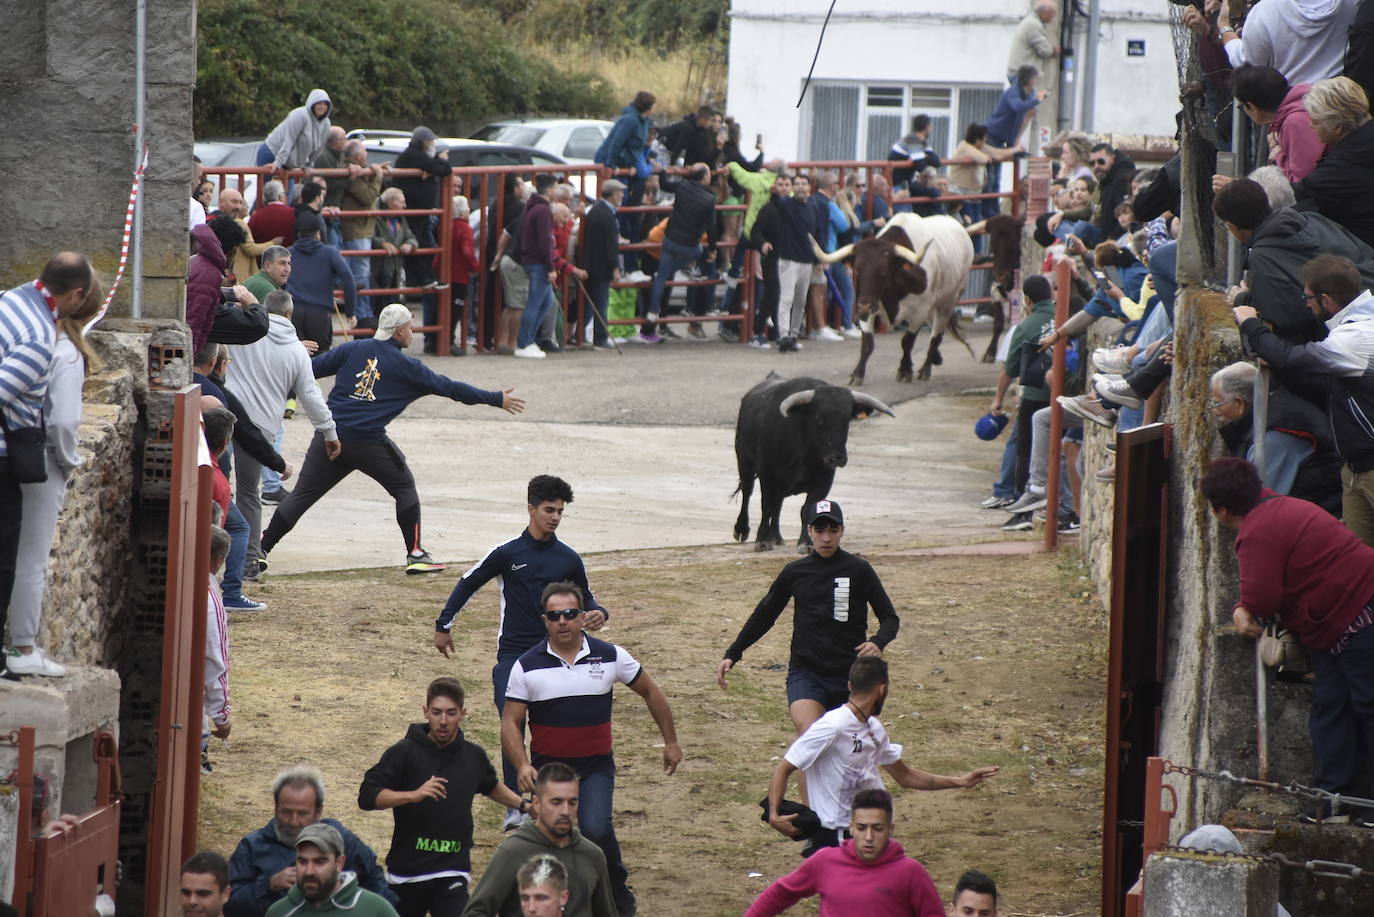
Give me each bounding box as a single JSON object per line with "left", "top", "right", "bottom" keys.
{"left": 359, "top": 677, "right": 527, "bottom": 917}
{"left": 717, "top": 499, "right": 900, "bottom": 738}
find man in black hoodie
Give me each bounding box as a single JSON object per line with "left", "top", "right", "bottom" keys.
{"left": 392, "top": 126, "right": 454, "bottom": 291}
{"left": 660, "top": 106, "right": 721, "bottom": 167}
{"left": 359, "top": 677, "right": 526, "bottom": 917}
{"left": 643, "top": 163, "right": 717, "bottom": 338}
{"left": 1088, "top": 143, "right": 1136, "bottom": 243}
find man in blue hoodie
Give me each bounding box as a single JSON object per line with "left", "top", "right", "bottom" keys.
{"left": 259, "top": 303, "right": 525, "bottom": 574}
{"left": 595, "top": 90, "right": 657, "bottom": 271}
{"left": 286, "top": 212, "right": 356, "bottom": 354}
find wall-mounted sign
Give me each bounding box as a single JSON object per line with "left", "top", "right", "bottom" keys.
{"left": 1127, "top": 39, "right": 1146, "bottom": 57}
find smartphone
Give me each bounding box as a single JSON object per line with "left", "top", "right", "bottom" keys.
{"left": 1217, "top": 150, "right": 1236, "bottom": 178}
{"left": 1092, "top": 270, "right": 1107, "bottom": 285}
{"left": 755, "top": 133, "right": 763, "bottom": 147}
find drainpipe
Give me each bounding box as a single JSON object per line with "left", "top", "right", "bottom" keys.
{"left": 132, "top": 0, "right": 146, "bottom": 318}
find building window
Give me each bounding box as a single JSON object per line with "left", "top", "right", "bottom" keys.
{"left": 806, "top": 81, "right": 1003, "bottom": 162}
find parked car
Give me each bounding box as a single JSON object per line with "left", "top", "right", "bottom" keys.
{"left": 364, "top": 137, "right": 599, "bottom": 205}
{"left": 470, "top": 119, "right": 613, "bottom": 163}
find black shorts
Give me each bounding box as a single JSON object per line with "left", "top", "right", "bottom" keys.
{"left": 786, "top": 666, "right": 850, "bottom": 709}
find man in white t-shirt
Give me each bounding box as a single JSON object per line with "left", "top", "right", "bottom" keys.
{"left": 764, "top": 656, "right": 999, "bottom": 856}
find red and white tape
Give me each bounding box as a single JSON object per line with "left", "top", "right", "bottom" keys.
{"left": 85, "top": 148, "right": 148, "bottom": 336}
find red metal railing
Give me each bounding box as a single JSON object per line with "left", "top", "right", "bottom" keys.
{"left": 205, "top": 156, "right": 1037, "bottom": 355}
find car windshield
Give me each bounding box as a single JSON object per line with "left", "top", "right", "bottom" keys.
{"left": 472, "top": 125, "right": 546, "bottom": 146}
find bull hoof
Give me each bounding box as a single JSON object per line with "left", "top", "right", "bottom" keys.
{"left": 896, "top": 369, "right": 913, "bottom": 383}
{"left": 754, "top": 540, "right": 775, "bottom": 553}
{"left": 981, "top": 352, "right": 995, "bottom": 364}
{"left": 917, "top": 367, "right": 932, "bottom": 381}
{"left": 930, "top": 351, "right": 944, "bottom": 366}
{"left": 733, "top": 527, "right": 749, "bottom": 543}
{"left": 849, "top": 374, "right": 865, "bottom": 386}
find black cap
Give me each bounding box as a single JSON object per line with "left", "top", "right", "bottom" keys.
{"left": 806, "top": 499, "right": 844, "bottom": 527}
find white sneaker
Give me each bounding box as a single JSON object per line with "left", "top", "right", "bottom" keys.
{"left": 5, "top": 647, "right": 67, "bottom": 677}
{"left": 841, "top": 326, "right": 862, "bottom": 339}
{"left": 513, "top": 343, "right": 546, "bottom": 359}
{"left": 815, "top": 326, "right": 845, "bottom": 342}
{"left": 1092, "top": 346, "right": 1132, "bottom": 374}
{"left": 624, "top": 270, "right": 651, "bottom": 284}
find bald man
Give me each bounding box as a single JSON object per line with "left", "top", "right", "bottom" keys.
{"left": 220, "top": 188, "right": 283, "bottom": 285}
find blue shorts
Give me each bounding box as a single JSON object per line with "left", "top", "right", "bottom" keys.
{"left": 786, "top": 666, "right": 850, "bottom": 709}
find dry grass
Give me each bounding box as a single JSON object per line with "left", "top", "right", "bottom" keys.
{"left": 199, "top": 543, "right": 1106, "bottom": 915}
{"left": 527, "top": 40, "right": 725, "bottom": 117}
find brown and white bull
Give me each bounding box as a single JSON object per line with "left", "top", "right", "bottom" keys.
{"left": 813, "top": 212, "right": 975, "bottom": 385}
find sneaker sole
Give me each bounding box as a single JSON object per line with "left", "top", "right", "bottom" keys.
{"left": 1093, "top": 379, "right": 1143, "bottom": 410}
{"left": 405, "top": 565, "right": 447, "bottom": 575}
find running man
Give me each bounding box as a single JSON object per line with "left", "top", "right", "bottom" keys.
{"left": 432, "top": 475, "right": 608, "bottom": 828}
{"left": 718, "top": 499, "right": 899, "bottom": 741}
{"left": 260, "top": 303, "right": 524, "bottom": 574}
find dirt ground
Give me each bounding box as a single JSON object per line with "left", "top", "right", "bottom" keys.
{"left": 198, "top": 543, "right": 1106, "bottom": 916}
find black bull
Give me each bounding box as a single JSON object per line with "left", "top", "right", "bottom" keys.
{"left": 732, "top": 373, "right": 894, "bottom": 552}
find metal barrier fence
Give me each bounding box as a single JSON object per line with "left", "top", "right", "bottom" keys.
{"left": 204, "top": 155, "right": 1032, "bottom": 355}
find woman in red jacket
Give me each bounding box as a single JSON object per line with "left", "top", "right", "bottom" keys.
{"left": 424, "top": 195, "right": 482, "bottom": 353}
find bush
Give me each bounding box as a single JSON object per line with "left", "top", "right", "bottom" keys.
{"left": 195, "top": 0, "right": 616, "bottom": 137}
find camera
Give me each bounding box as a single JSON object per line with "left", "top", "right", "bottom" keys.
{"left": 221, "top": 287, "right": 238, "bottom": 302}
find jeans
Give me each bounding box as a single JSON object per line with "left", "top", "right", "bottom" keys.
{"left": 650, "top": 237, "right": 702, "bottom": 319}
{"left": 341, "top": 239, "right": 374, "bottom": 321}
{"left": 585, "top": 278, "right": 611, "bottom": 344}
{"left": 1150, "top": 241, "right": 1179, "bottom": 320}
{"left": 993, "top": 423, "right": 1020, "bottom": 500}
{"left": 491, "top": 655, "right": 525, "bottom": 794}
{"left": 222, "top": 501, "right": 249, "bottom": 601}
{"left": 576, "top": 762, "right": 633, "bottom": 910}
{"left": 1027, "top": 406, "right": 1079, "bottom": 512}
{"left": 828, "top": 263, "right": 854, "bottom": 327}
{"left": 517, "top": 264, "right": 556, "bottom": 348}
{"left": 1309, "top": 623, "right": 1374, "bottom": 795}
{"left": 260, "top": 426, "right": 285, "bottom": 493}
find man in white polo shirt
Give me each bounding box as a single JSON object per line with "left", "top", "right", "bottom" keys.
{"left": 500, "top": 581, "right": 682, "bottom": 917}
{"left": 764, "top": 656, "right": 1000, "bottom": 857}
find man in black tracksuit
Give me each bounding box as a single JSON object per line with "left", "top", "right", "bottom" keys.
{"left": 359, "top": 677, "right": 527, "bottom": 917}
{"left": 716, "top": 499, "right": 900, "bottom": 737}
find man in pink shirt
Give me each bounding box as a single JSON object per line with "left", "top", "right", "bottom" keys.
{"left": 744, "top": 789, "right": 944, "bottom": 916}
{"left": 1232, "top": 65, "right": 1327, "bottom": 181}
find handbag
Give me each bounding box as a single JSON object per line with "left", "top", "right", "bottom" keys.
{"left": 1258, "top": 621, "right": 1307, "bottom": 670}
{"left": 0, "top": 410, "right": 48, "bottom": 483}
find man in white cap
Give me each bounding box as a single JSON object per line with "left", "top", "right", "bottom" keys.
{"left": 260, "top": 304, "right": 526, "bottom": 574}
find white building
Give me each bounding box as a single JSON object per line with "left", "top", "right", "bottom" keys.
{"left": 726, "top": 0, "right": 1180, "bottom": 161}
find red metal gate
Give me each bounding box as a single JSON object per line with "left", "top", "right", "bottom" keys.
{"left": 1102, "top": 422, "right": 1171, "bottom": 917}
{"left": 143, "top": 386, "right": 211, "bottom": 917}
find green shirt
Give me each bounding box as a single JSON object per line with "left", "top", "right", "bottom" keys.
{"left": 728, "top": 161, "right": 778, "bottom": 238}
{"left": 244, "top": 270, "right": 281, "bottom": 304}
{"left": 1004, "top": 298, "right": 1058, "bottom": 403}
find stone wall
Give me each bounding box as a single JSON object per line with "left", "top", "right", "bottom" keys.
{"left": 0, "top": 0, "right": 194, "bottom": 316}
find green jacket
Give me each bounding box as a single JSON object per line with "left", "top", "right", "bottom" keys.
{"left": 462, "top": 821, "right": 615, "bottom": 917}
{"left": 244, "top": 270, "right": 281, "bottom": 304}
{"left": 265, "top": 870, "right": 398, "bottom": 916}
{"left": 1005, "top": 298, "right": 1058, "bottom": 403}
{"left": 727, "top": 161, "right": 777, "bottom": 239}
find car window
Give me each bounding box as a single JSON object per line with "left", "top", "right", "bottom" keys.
{"left": 530, "top": 152, "right": 562, "bottom": 166}
{"left": 477, "top": 150, "right": 525, "bottom": 166}
{"left": 473, "top": 126, "right": 546, "bottom": 147}
{"left": 367, "top": 149, "right": 401, "bottom": 166}
{"left": 563, "top": 126, "right": 605, "bottom": 160}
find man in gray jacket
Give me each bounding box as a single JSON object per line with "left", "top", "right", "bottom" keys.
{"left": 462, "top": 763, "right": 615, "bottom": 917}
{"left": 226, "top": 290, "right": 339, "bottom": 580}
{"left": 256, "top": 88, "right": 333, "bottom": 171}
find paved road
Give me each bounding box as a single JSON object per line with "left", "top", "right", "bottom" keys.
{"left": 262, "top": 318, "right": 1012, "bottom": 574}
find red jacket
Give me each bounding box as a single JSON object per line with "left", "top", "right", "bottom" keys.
{"left": 743, "top": 840, "right": 944, "bottom": 917}
{"left": 432, "top": 218, "right": 480, "bottom": 285}
{"left": 1273, "top": 84, "right": 1328, "bottom": 183}
{"left": 248, "top": 201, "right": 298, "bottom": 249}
{"left": 187, "top": 223, "right": 227, "bottom": 355}
{"left": 1234, "top": 490, "right": 1374, "bottom": 651}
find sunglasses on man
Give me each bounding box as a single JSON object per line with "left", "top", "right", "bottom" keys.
{"left": 544, "top": 608, "right": 583, "bottom": 621}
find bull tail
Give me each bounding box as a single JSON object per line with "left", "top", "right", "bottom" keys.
{"left": 946, "top": 310, "right": 977, "bottom": 360}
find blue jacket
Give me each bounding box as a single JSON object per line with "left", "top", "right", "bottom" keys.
{"left": 985, "top": 85, "right": 1040, "bottom": 146}
{"left": 312, "top": 337, "right": 504, "bottom": 440}
{"left": 596, "top": 104, "right": 649, "bottom": 170}
{"left": 436, "top": 529, "right": 605, "bottom": 658}
{"left": 225, "top": 817, "right": 394, "bottom": 917}
{"left": 285, "top": 236, "right": 357, "bottom": 316}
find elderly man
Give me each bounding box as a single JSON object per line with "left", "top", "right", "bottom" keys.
{"left": 1007, "top": 1, "right": 1059, "bottom": 152}
{"left": 248, "top": 180, "right": 298, "bottom": 250}
{"left": 226, "top": 290, "right": 338, "bottom": 581}
{"left": 244, "top": 245, "right": 292, "bottom": 305}
{"left": 339, "top": 139, "right": 386, "bottom": 329}
{"left": 372, "top": 188, "right": 418, "bottom": 318}
{"left": 286, "top": 212, "right": 356, "bottom": 353}
{"left": 220, "top": 189, "right": 282, "bottom": 285}
{"left": 226, "top": 765, "right": 393, "bottom": 917}
{"left": 1209, "top": 361, "right": 1341, "bottom": 515}
{"left": 260, "top": 304, "right": 525, "bottom": 574}
{"left": 579, "top": 179, "right": 626, "bottom": 350}
{"left": 0, "top": 252, "right": 92, "bottom": 681}
{"left": 392, "top": 126, "right": 453, "bottom": 292}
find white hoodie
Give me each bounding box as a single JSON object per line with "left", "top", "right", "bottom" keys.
{"left": 263, "top": 88, "right": 333, "bottom": 169}
{"left": 226, "top": 314, "right": 336, "bottom": 442}
{"left": 1225, "top": 0, "right": 1357, "bottom": 85}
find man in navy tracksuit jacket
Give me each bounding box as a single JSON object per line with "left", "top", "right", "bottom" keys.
{"left": 432, "top": 474, "right": 609, "bottom": 819}
{"left": 260, "top": 304, "right": 524, "bottom": 574}
{"left": 285, "top": 211, "right": 357, "bottom": 354}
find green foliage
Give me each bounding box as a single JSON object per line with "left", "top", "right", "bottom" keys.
{"left": 497, "top": 0, "right": 728, "bottom": 54}
{"left": 195, "top": 0, "right": 616, "bottom": 137}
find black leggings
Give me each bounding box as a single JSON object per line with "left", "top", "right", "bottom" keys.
{"left": 261, "top": 432, "right": 422, "bottom": 556}
{"left": 292, "top": 306, "right": 336, "bottom": 354}
{"left": 1015, "top": 398, "right": 1049, "bottom": 494}
{"left": 392, "top": 877, "right": 468, "bottom": 917}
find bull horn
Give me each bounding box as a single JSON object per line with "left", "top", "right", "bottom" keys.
{"left": 851, "top": 392, "right": 895, "bottom": 417}
{"left": 779, "top": 389, "right": 817, "bottom": 416}
{"left": 892, "top": 239, "right": 933, "bottom": 267}
{"left": 810, "top": 236, "right": 855, "bottom": 264}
